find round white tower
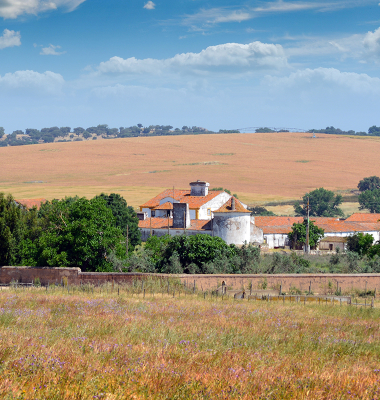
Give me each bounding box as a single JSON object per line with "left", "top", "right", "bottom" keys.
{"left": 212, "top": 197, "right": 251, "bottom": 245}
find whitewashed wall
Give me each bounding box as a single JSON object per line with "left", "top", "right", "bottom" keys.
{"left": 212, "top": 213, "right": 251, "bottom": 245}
{"left": 199, "top": 192, "right": 232, "bottom": 220}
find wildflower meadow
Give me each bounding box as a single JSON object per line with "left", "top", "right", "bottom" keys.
{"left": 0, "top": 284, "right": 380, "bottom": 399}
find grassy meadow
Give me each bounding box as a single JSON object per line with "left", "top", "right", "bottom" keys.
{"left": 1, "top": 284, "right": 380, "bottom": 399}
{"left": 2, "top": 132, "right": 380, "bottom": 210}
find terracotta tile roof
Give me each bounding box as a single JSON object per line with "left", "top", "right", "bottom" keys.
{"left": 15, "top": 198, "right": 46, "bottom": 209}
{"left": 320, "top": 236, "right": 347, "bottom": 242}
{"left": 255, "top": 216, "right": 380, "bottom": 235}
{"left": 153, "top": 202, "right": 173, "bottom": 210}
{"left": 255, "top": 216, "right": 303, "bottom": 227}
{"left": 316, "top": 221, "right": 380, "bottom": 233}
{"left": 345, "top": 213, "right": 380, "bottom": 223}
{"left": 253, "top": 216, "right": 301, "bottom": 234}
{"left": 140, "top": 189, "right": 223, "bottom": 210}
{"left": 214, "top": 197, "right": 251, "bottom": 213}
{"left": 138, "top": 218, "right": 212, "bottom": 231}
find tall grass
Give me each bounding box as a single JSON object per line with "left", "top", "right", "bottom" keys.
{"left": 1, "top": 286, "right": 380, "bottom": 399}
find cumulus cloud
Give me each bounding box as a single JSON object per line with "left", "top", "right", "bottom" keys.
{"left": 0, "top": 0, "right": 86, "bottom": 19}
{"left": 363, "top": 27, "right": 380, "bottom": 56}
{"left": 0, "top": 70, "right": 65, "bottom": 95}
{"left": 143, "top": 1, "right": 155, "bottom": 10}
{"left": 266, "top": 67, "right": 380, "bottom": 94}
{"left": 97, "top": 41, "right": 288, "bottom": 76}
{"left": 40, "top": 44, "right": 66, "bottom": 55}
{"left": 0, "top": 29, "right": 21, "bottom": 49}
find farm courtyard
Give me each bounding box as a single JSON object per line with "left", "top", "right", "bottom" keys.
{"left": 1, "top": 286, "right": 380, "bottom": 399}
{"left": 2, "top": 132, "right": 380, "bottom": 210}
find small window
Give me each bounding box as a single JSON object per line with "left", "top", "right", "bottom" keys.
{"left": 207, "top": 208, "right": 211, "bottom": 216}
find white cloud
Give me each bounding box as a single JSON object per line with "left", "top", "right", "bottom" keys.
{"left": 143, "top": 1, "right": 155, "bottom": 10}
{"left": 363, "top": 27, "right": 380, "bottom": 56}
{"left": 0, "top": 70, "right": 65, "bottom": 95}
{"left": 213, "top": 11, "right": 251, "bottom": 23}
{"left": 40, "top": 44, "right": 66, "bottom": 55}
{"left": 266, "top": 67, "right": 380, "bottom": 94}
{"left": 0, "top": 29, "right": 21, "bottom": 49}
{"left": 0, "top": 0, "right": 86, "bottom": 19}
{"left": 181, "top": 1, "right": 374, "bottom": 28}
{"left": 182, "top": 7, "right": 252, "bottom": 27}
{"left": 253, "top": 1, "right": 318, "bottom": 13}
{"left": 97, "top": 41, "right": 288, "bottom": 76}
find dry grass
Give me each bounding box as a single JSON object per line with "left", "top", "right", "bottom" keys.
{"left": 1, "top": 132, "right": 380, "bottom": 208}
{"left": 1, "top": 286, "right": 380, "bottom": 399}
{"left": 266, "top": 202, "right": 361, "bottom": 217}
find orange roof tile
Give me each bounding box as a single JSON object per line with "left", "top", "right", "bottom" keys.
{"left": 255, "top": 216, "right": 380, "bottom": 235}
{"left": 153, "top": 202, "right": 173, "bottom": 210}
{"left": 345, "top": 213, "right": 380, "bottom": 223}
{"left": 214, "top": 197, "right": 251, "bottom": 213}
{"left": 15, "top": 198, "right": 46, "bottom": 209}
{"left": 140, "top": 189, "right": 224, "bottom": 209}
{"left": 315, "top": 221, "right": 380, "bottom": 233}
{"left": 138, "top": 218, "right": 212, "bottom": 231}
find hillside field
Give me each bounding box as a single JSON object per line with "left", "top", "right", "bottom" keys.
{"left": 1, "top": 286, "right": 380, "bottom": 399}
{"left": 1, "top": 132, "right": 379, "bottom": 210}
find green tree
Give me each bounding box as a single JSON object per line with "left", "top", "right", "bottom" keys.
{"left": 368, "top": 126, "right": 380, "bottom": 136}
{"left": 35, "top": 197, "right": 127, "bottom": 271}
{"left": 357, "top": 176, "right": 380, "bottom": 192}
{"left": 346, "top": 233, "right": 374, "bottom": 256}
{"left": 0, "top": 193, "right": 40, "bottom": 266}
{"left": 0, "top": 193, "right": 25, "bottom": 265}
{"left": 0, "top": 127, "right": 4, "bottom": 138}
{"left": 158, "top": 234, "right": 233, "bottom": 273}
{"left": 294, "top": 188, "right": 343, "bottom": 217}
{"left": 144, "top": 234, "right": 172, "bottom": 266}
{"left": 60, "top": 127, "right": 71, "bottom": 135}
{"left": 95, "top": 193, "right": 141, "bottom": 253}
{"left": 73, "top": 127, "right": 85, "bottom": 135}
{"left": 358, "top": 189, "right": 380, "bottom": 213}
{"left": 368, "top": 244, "right": 380, "bottom": 258}
{"left": 248, "top": 206, "right": 276, "bottom": 216}
{"left": 288, "top": 220, "right": 324, "bottom": 249}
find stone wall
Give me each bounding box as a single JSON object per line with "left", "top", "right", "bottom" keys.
{"left": 1, "top": 266, "right": 380, "bottom": 293}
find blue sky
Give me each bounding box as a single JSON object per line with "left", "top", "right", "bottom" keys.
{"left": 0, "top": 0, "right": 380, "bottom": 133}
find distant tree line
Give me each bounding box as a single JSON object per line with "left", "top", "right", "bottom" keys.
{"left": 308, "top": 126, "right": 380, "bottom": 136}
{"left": 0, "top": 124, "right": 240, "bottom": 147}
{"left": 254, "top": 126, "right": 380, "bottom": 135}
{"left": 255, "top": 128, "right": 289, "bottom": 133}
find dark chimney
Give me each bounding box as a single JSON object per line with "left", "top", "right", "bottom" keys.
{"left": 231, "top": 197, "right": 236, "bottom": 211}
{"left": 173, "top": 203, "right": 190, "bottom": 228}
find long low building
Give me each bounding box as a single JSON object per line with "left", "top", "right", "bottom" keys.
{"left": 138, "top": 181, "right": 380, "bottom": 248}
{"left": 254, "top": 215, "right": 380, "bottom": 249}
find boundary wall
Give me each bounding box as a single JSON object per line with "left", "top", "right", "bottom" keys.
{"left": 1, "top": 266, "right": 380, "bottom": 293}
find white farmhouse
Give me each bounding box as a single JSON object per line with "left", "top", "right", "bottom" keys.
{"left": 139, "top": 180, "right": 232, "bottom": 220}
{"left": 138, "top": 180, "right": 255, "bottom": 245}
{"left": 138, "top": 181, "right": 380, "bottom": 248}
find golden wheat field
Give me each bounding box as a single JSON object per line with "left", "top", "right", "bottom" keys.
{"left": 1, "top": 132, "right": 379, "bottom": 208}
